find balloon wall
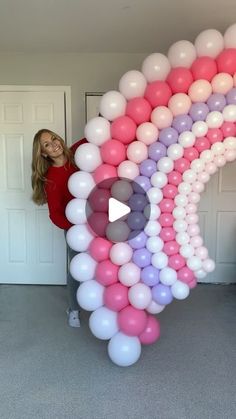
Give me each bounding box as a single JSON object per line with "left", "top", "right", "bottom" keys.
{"left": 66, "top": 24, "right": 236, "bottom": 367}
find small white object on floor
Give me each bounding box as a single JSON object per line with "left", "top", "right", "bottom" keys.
{"left": 67, "top": 309, "right": 81, "bottom": 328}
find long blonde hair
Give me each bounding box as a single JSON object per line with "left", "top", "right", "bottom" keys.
{"left": 31, "top": 129, "right": 74, "bottom": 205}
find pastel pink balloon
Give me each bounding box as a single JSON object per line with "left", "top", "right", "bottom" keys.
{"left": 174, "top": 157, "right": 191, "bottom": 173}
{"left": 96, "top": 259, "right": 119, "bottom": 286}
{"left": 195, "top": 246, "right": 208, "bottom": 260}
{"left": 211, "top": 73, "right": 234, "bottom": 94}
{"left": 163, "top": 240, "right": 180, "bottom": 256}
{"left": 111, "top": 115, "right": 137, "bottom": 144}
{"left": 168, "top": 254, "right": 186, "bottom": 270}
{"left": 151, "top": 106, "right": 173, "bottom": 129}
{"left": 191, "top": 56, "right": 217, "bottom": 81}
{"left": 188, "top": 80, "right": 212, "bottom": 102}
{"left": 159, "top": 227, "right": 176, "bottom": 242}
{"left": 101, "top": 139, "right": 126, "bottom": 166}
{"left": 177, "top": 266, "right": 195, "bottom": 283}
{"left": 206, "top": 128, "right": 223, "bottom": 144}
{"left": 126, "top": 97, "right": 152, "bottom": 124}
{"left": 190, "top": 235, "right": 203, "bottom": 248}
{"left": 139, "top": 315, "right": 161, "bottom": 345}
{"left": 93, "top": 164, "right": 117, "bottom": 183}
{"left": 145, "top": 80, "right": 172, "bottom": 107}
{"left": 221, "top": 121, "right": 236, "bottom": 137}
{"left": 118, "top": 305, "right": 148, "bottom": 336}
{"left": 162, "top": 183, "right": 178, "bottom": 199}
{"left": 89, "top": 237, "right": 112, "bottom": 262}
{"left": 183, "top": 147, "right": 199, "bottom": 162}
{"left": 187, "top": 224, "right": 200, "bottom": 237}
{"left": 104, "top": 283, "right": 129, "bottom": 311}
{"left": 194, "top": 136, "right": 211, "bottom": 152}
{"left": 168, "top": 93, "right": 192, "bottom": 116}
{"left": 159, "top": 198, "right": 175, "bottom": 213}
{"left": 166, "top": 67, "right": 193, "bottom": 93}
{"left": 167, "top": 170, "right": 182, "bottom": 186}
{"left": 216, "top": 48, "right": 236, "bottom": 75}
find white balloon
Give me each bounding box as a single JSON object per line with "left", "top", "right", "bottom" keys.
{"left": 89, "top": 307, "right": 118, "bottom": 340}
{"left": 110, "top": 243, "right": 133, "bottom": 265}
{"left": 65, "top": 198, "right": 87, "bottom": 224}
{"left": 99, "top": 90, "right": 126, "bottom": 121}
{"left": 171, "top": 281, "right": 190, "bottom": 300}
{"left": 178, "top": 131, "right": 196, "bottom": 148}
{"left": 176, "top": 231, "right": 190, "bottom": 245}
{"left": 147, "top": 187, "right": 163, "bottom": 204}
{"left": 70, "top": 252, "right": 97, "bottom": 282}
{"left": 186, "top": 256, "right": 202, "bottom": 271}
{"left": 144, "top": 204, "right": 161, "bottom": 220}
{"left": 224, "top": 136, "right": 236, "bottom": 150}
{"left": 202, "top": 258, "right": 216, "bottom": 273}
{"left": 106, "top": 220, "right": 130, "bottom": 243}
{"left": 191, "top": 121, "right": 208, "bottom": 137}
{"left": 222, "top": 104, "right": 236, "bottom": 122}
{"left": 200, "top": 149, "right": 214, "bottom": 163}
{"left": 144, "top": 220, "right": 161, "bottom": 237}
{"left": 168, "top": 40, "right": 197, "bottom": 68}
{"left": 150, "top": 171, "right": 168, "bottom": 188}
{"left": 74, "top": 143, "right": 102, "bottom": 172}
{"left": 173, "top": 219, "right": 188, "bottom": 233}
{"left": 157, "top": 157, "right": 174, "bottom": 173}
{"left": 172, "top": 206, "right": 186, "bottom": 220}
{"left": 159, "top": 267, "right": 177, "bottom": 286}
{"left": 211, "top": 142, "right": 225, "bottom": 155}
{"left": 119, "top": 70, "right": 147, "bottom": 99}
{"left": 108, "top": 332, "right": 141, "bottom": 367}
{"left": 182, "top": 169, "right": 197, "bottom": 184}
{"left": 141, "top": 53, "right": 171, "bottom": 82}
{"left": 167, "top": 143, "right": 184, "bottom": 160}
{"left": 191, "top": 159, "right": 205, "bottom": 173}
{"left": 136, "top": 122, "right": 158, "bottom": 145}
{"left": 76, "top": 280, "right": 104, "bottom": 311}
{"left": 194, "top": 269, "right": 207, "bottom": 279}
{"left": 224, "top": 23, "right": 236, "bottom": 48}
{"left": 68, "top": 171, "right": 95, "bottom": 199}
{"left": 111, "top": 179, "right": 133, "bottom": 201}
{"left": 178, "top": 182, "right": 192, "bottom": 195}
{"left": 195, "top": 29, "right": 224, "bottom": 58}
{"left": 174, "top": 193, "right": 188, "bottom": 207}
{"left": 118, "top": 262, "right": 141, "bottom": 286}
{"left": 185, "top": 213, "right": 199, "bottom": 225}
{"left": 146, "top": 300, "right": 166, "bottom": 314}
{"left": 180, "top": 244, "right": 195, "bottom": 258}
{"left": 205, "top": 111, "right": 224, "bottom": 128}
{"left": 84, "top": 116, "right": 111, "bottom": 146}
{"left": 146, "top": 236, "right": 164, "bottom": 253}
{"left": 128, "top": 283, "right": 152, "bottom": 309}
{"left": 151, "top": 251, "right": 168, "bottom": 269}
{"left": 66, "top": 224, "right": 94, "bottom": 252}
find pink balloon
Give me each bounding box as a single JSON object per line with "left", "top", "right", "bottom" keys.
{"left": 168, "top": 254, "right": 186, "bottom": 270}
{"left": 188, "top": 278, "right": 197, "bottom": 289}
{"left": 159, "top": 227, "right": 176, "bottom": 242}
{"left": 159, "top": 198, "right": 175, "bottom": 213}
{"left": 126, "top": 97, "right": 152, "bottom": 124}
{"left": 89, "top": 188, "right": 110, "bottom": 212}
{"left": 221, "top": 121, "right": 236, "bottom": 137}
{"left": 159, "top": 213, "right": 174, "bottom": 227}
{"left": 88, "top": 212, "right": 108, "bottom": 237}
{"left": 183, "top": 147, "right": 199, "bottom": 162}
{"left": 174, "top": 157, "right": 191, "bottom": 173}
{"left": 93, "top": 164, "right": 117, "bottom": 183}
{"left": 89, "top": 237, "right": 112, "bottom": 262}
{"left": 191, "top": 56, "right": 217, "bottom": 81}
{"left": 206, "top": 128, "right": 223, "bottom": 144}
{"left": 177, "top": 266, "right": 195, "bottom": 283}
{"left": 139, "top": 315, "right": 161, "bottom": 345}
{"left": 166, "top": 67, "right": 193, "bottom": 93}
{"left": 167, "top": 170, "right": 182, "bottom": 186}
{"left": 101, "top": 139, "right": 126, "bottom": 166}
{"left": 118, "top": 305, "right": 148, "bottom": 336}
{"left": 216, "top": 48, "right": 236, "bottom": 75}
{"left": 163, "top": 240, "right": 180, "bottom": 256}
{"left": 111, "top": 115, "right": 137, "bottom": 144}
{"left": 194, "top": 136, "right": 211, "bottom": 152}
{"left": 145, "top": 80, "right": 172, "bottom": 107}
{"left": 162, "top": 183, "right": 178, "bottom": 199}
{"left": 104, "top": 283, "right": 129, "bottom": 311}
{"left": 96, "top": 259, "right": 119, "bottom": 286}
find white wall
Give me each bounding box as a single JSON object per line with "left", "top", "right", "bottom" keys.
{"left": 0, "top": 52, "right": 146, "bottom": 140}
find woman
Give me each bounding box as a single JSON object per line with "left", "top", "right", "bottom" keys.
{"left": 31, "top": 129, "right": 87, "bottom": 327}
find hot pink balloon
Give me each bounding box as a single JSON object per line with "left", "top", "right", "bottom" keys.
{"left": 177, "top": 266, "right": 195, "bottom": 283}
{"left": 101, "top": 139, "right": 126, "bottom": 166}
{"left": 183, "top": 147, "right": 199, "bottom": 162}
{"left": 89, "top": 237, "right": 112, "bottom": 262}
{"left": 139, "top": 315, "right": 161, "bottom": 345}
{"left": 118, "top": 305, "right": 148, "bottom": 336}
{"left": 111, "top": 115, "right": 137, "bottom": 144}
{"left": 174, "top": 157, "right": 191, "bottom": 173}
{"left": 145, "top": 80, "right": 172, "bottom": 107}
{"left": 104, "top": 283, "right": 129, "bottom": 311}
{"left": 167, "top": 170, "right": 182, "bottom": 186}
{"left": 93, "top": 164, "right": 117, "bottom": 184}
{"left": 162, "top": 183, "right": 178, "bottom": 199}
{"left": 216, "top": 48, "right": 236, "bottom": 75}
{"left": 163, "top": 240, "right": 180, "bottom": 256}
{"left": 194, "top": 136, "right": 210, "bottom": 152}
{"left": 159, "top": 198, "right": 175, "bottom": 213}
{"left": 96, "top": 259, "right": 119, "bottom": 286}
{"left": 159, "top": 213, "right": 174, "bottom": 227}
{"left": 168, "top": 254, "right": 186, "bottom": 270}
{"left": 206, "top": 128, "right": 223, "bottom": 144}
{"left": 126, "top": 97, "right": 152, "bottom": 124}
{"left": 166, "top": 67, "right": 193, "bottom": 93}
{"left": 191, "top": 56, "right": 217, "bottom": 81}
{"left": 221, "top": 121, "right": 236, "bottom": 137}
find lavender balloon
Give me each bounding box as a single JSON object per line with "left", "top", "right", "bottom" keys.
{"left": 132, "top": 248, "right": 152, "bottom": 268}
{"left": 152, "top": 284, "right": 173, "bottom": 305}
{"left": 226, "top": 88, "right": 236, "bottom": 105}
{"left": 141, "top": 265, "right": 160, "bottom": 286}
{"left": 133, "top": 176, "right": 151, "bottom": 193}
{"left": 172, "top": 114, "right": 193, "bottom": 133}
{"left": 140, "top": 159, "right": 157, "bottom": 177}
{"left": 128, "top": 231, "right": 147, "bottom": 249}
{"left": 207, "top": 93, "right": 226, "bottom": 111}
{"left": 129, "top": 193, "right": 148, "bottom": 211}
{"left": 148, "top": 142, "right": 167, "bottom": 161}
{"left": 159, "top": 127, "right": 178, "bottom": 146}
{"left": 189, "top": 102, "right": 209, "bottom": 121}
{"left": 127, "top": 211, "right": 146, "bottom": 230}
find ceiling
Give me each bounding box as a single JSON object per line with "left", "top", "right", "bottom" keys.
{"left": 0, "top": 0, "right": 235, "bottom": 54}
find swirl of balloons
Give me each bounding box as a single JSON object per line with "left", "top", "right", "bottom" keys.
{"left": 66, "top": 24, "right": 236, "bottom": 367}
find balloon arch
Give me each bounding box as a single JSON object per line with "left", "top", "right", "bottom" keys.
{"left": 66, "top": 25, "right": 236, "bottom": 367}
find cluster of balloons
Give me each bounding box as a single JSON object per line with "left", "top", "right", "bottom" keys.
{"left": 66, "top": 24, "right": 236, "bottom": 367}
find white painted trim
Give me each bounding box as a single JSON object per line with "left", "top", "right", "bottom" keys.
{"left": 0, "top": 85, "right": 72, "bottom": 145}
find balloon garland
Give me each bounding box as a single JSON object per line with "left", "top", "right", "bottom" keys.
{"left": 66, "top": 25, "right": 236, "bottom": 367}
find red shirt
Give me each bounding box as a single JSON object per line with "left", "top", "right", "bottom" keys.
{"left": 45, "top": 138, "right": 87, "bottom": 230}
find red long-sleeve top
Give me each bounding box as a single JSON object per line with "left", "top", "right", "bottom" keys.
{"left": 44, "top": 138, "right": 87, "bottom": 230}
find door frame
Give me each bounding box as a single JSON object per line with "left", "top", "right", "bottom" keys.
{"left": 0, "top": 85, "right": 72, "bottom": 144}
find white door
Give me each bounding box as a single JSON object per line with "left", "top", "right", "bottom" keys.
{"left": 198, "top": 161, "right": 236, "bottom": 283}
{"left": 0, "top": 88, "right": 70, "bottom": 284}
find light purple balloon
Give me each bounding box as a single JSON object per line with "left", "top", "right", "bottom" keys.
{"left": 159, "top": 127, "right": 178, "bottom": 147}
{"left": 128, "top": 193, "right": 148, "bottom": 211}
{"left": 132, "top": 248, "right": 152, "bottom": 268}
{"left": 128, "top": 231, "right": 147, "bottom": 249}
{"left": 189, "top": 102, "right": 209, "bottom": 121}
{"left": 141, "top": 265, "right": 160, "bottom": 286}
{"left": 226, "top": 88, "right": 236, "bottom": 105}
{"left": 152, "top": 284, "right": 173, "bottom": 305}
{"left": 207, "top": 93, "right": 226, "bottom": 111}
{"left": 133, "top": 176, "right": 151, "bottom": 192}
{"left": 148, "top": 142, "right": 167, "bottom": 161}
{"left": 127, "top": 211, "right": 146, "bottom": 230}
{"left": 140, "top": 159, "right": 157, "bottom": 177}
{"left": 172, "top": 114, "right": 193, "bottom": 133}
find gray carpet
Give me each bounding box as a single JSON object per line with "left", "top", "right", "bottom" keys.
{"left": 0, "top": 283, "right": 235, "bottom": 419}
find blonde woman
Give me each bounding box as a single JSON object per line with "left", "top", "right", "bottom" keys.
{"left": 31, "top": 129, "right": 87, "bottom": 327}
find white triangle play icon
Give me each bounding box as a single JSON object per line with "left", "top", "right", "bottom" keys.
{"left": 108, "top": 198, "right": 131, "bottom": 222}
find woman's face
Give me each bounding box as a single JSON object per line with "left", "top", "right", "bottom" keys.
{"left": 39, "top": 132, "right": 64, "bottom": 161}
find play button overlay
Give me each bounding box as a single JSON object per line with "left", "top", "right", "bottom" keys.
{"left": 86, "top": 177, "right": 151, "bottom": 243}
